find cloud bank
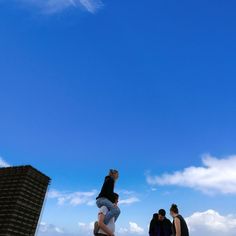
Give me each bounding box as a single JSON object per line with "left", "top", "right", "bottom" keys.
{"left": 147, "top": 154, "right": 236, "bottom": 194}
{"left": 187, "top": 210, "right": 236, "bottom": 236}
{"left": 38, "top": 210, "right": 236, "bottom": 236}
{"left": 78, "top": 221, "right": 145, "bottom": 236}
{"left": 7, "top": 0, "right": 103, "bottom": 14}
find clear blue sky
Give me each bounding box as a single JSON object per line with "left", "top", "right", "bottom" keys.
{"left": 0, "top": 1, "right": 236, "bottom": 235}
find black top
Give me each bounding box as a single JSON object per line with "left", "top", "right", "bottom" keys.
{"left": 149, "top": 214, "right": 172, "bottom": 236}
{"left": 172, "top": 215, "right": 189, "bottom": 236}
{"left": 96, "top": 176, "right": 115, "bottom": 202}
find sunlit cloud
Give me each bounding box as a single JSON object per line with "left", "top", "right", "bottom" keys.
{"left": 0, "top": 156, "right": 10, "bottom": 167}
{"left": 119, "top": 222, "right": 145, "bottom": 235}
{"left": 186, "top": 209, "right": 236, "bottom": 236}
{"left": 147, "top": 154, "right": 236, "bottom": 195}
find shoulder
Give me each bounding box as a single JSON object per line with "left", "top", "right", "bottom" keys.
{"left": 150, "top": 219, "right": 155, "bottom": 225}
{"left": 165, "top": 218, "right": 172, "bottom": 224}
{"left": 176, "top": 215, "right": 184, "bottom": 220}
{"left": 99, "top": 206, "right": 109, "bottom": 215}
{"left": 174, "top": 217, "right": 181, "bottom": 223}
{"left": 105, "top": 176, "right": 114, "bottom": 182}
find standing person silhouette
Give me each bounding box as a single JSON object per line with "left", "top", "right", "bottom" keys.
{"left": 149, "top": 209, "right": 172, "bottom": 236}
{"left": 170, "top": 204, "right": 189, "bottom": 236}
{"left": 94, "top": 170, "right": 121, "bottom": 235}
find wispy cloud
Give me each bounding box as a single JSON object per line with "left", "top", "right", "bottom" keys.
{"left": 38, "top": 222, "right": 82, "bottom": 236}
{"left": 38, "top": 221, "right": 93, "bottom": 236}
{"left": 119, "top": 197, "right": 140, "bottom": 205}
{"left": 48, "top": 188, "right": 140, "bottom": 206}
{"left": 78, "top": 221, "right": 94, "bottom": 235}
{"left": 0, "top": 156, "right": 10, "bottom": 167}
{"left": 38, "top": 222, "right": 65, "bottom": 235}
{"left": 146, "top": 154, "right": 236, "bottom": 195}
{"left": 9, "top": 0, "right": 103, "bottom": 14}
{"left": 47, "top": 189, "right": 97, "bottom": 206}
{"left": 118, "top": 189, "right": 141, "bottom": 205}
{"left": 78, "top": 221, "right": 145, "bottom": 236}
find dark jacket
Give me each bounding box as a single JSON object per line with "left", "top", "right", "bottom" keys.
{"left": 149, "top": 214, "right": 159, "bottom": 236}
{"left": 96, "top": 176, "right": 115, "bottom": 202}
{"left": 149, "top": 214, "right": 172, "bottom": 236}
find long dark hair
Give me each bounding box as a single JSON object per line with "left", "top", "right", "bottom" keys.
{"left": 170, "top": 204, "right": 179, "bottom": 214}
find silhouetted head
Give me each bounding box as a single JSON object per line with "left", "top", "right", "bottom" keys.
{"left": 109, "top": 169, "right": 119, "bottom": 180}
{"left": 158, "top": 209, "right": 166, "bottom": 221}
{"left": 113, "top": 193, "right": 119, "bottom": 204}
{"left": 153, "top": 213, "right": 159, "bottom": 221}
{"left": 170, "top": 204, "right": 179, "bottom": 217}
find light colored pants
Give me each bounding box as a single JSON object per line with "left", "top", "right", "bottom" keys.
{"left": 96, "top": 198, "right": 121, "bottom": 224}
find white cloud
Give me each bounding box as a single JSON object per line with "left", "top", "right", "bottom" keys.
{"left": 186, "top": 210, "right": 236, "bottom": 236}
{"left": 119, "top": 222, "right": 145, "bottom": 235}
{"left": 129, "top": 222, "right": 145, "bottom": 234}
{"left": 119, "top": 227, "right": 129, "bottom": 234}
{"left": 118, "top": 190, "right": 135, "bottom": 195}
{"left": 78, "top": 221, "right": 145, "bottom": 236}
{"left": 9, "top": 0, "right": 103, "bottom": 14}
{"left": 118, "top": 189, "right": 140, "bottom": 205}
{"left": 0, "top": 156, "right": 10, "bottom": 167}
{"left": 78, "top": 221, "right": 94, "bottom": 233}
{"left": 79, "top": 0, "right": 102, "bottom": 13}
{"left": 38, "top": 222, "right": 65, "bottom": 235}
{"left": 38, "top": 221, "right": 94, "bottom": 236}
{"left": 39, "top": 210, "right": 236, "bottom": 236}
{"left": 146, "top": 154, "right": 236, "bottom": 194}
{"left": 119, "top": 197, "right": 140, "bottom": 205}
{"left": 48, "top": 189, "right": 97, "bottom": 206}
{"left": 48, "top": 188, "right": 140, "bottom": 207}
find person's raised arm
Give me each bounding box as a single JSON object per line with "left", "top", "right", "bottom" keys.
{"left": 174, "top": 218, "right": 181, "bottom": 236}
{"left": 98, "top": 213, "right": 115, "bottom": 236}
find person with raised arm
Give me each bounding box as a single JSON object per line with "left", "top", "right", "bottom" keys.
{"left": 94, "top": 170, "right": 120, "bottom": 235}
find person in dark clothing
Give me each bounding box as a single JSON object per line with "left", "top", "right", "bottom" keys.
{"left": 149, "top": 209, "right": 172, "bottom": 236}
{"left": 94, "top": 169, "right": 120, "bottom": 234}
{"left": 170, "top": 204, "right": 189, "bottom": 236}
{"left": 149, "top": 213, "right": 159, "bottom": 236}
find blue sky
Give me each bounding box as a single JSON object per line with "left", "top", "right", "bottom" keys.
{"left": 1, "top": 0, "right": 236, "bottom": 235}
